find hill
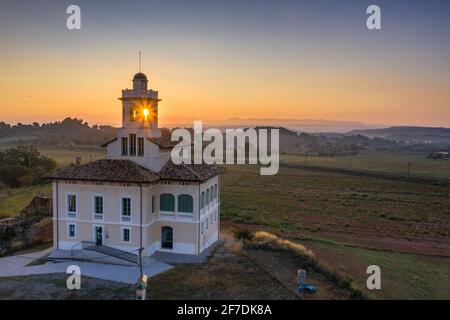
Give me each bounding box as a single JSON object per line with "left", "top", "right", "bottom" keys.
{"left": 0, "top": 118, "right": 116, "bottom": 147}
{"left": 348, "top": 126, "right": 450, "bottom": 146}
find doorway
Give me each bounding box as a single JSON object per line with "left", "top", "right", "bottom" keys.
{"left": 161, "top": 226, "right": 173, "bottom": 249}
{"left": 94, "top": 226, "right": 103, "bottom": 246}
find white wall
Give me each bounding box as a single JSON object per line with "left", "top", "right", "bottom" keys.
{"left": 52, "top": 179, "right": 220, "bottom": 256}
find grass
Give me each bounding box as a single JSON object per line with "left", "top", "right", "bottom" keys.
{"left": 243, "top": 231, "right": 367, "bottom": 299}
{"left": 37, "top": 147, "right": 105, "bottom": 168}
{"left": 0, "top": 184, "right": 51, "bottom": 218}
{"left": 0, "top": 146, "right": 104, "bottom": 218}
{"left": 281, "top": 151, "right": 450, "bottom": 179}
{"left": 0, "top": 274, "right": 135, "bottom": 300}
{"left": 220, "top": 163, "right": 450, "bottom": 299}
{"left": 221, "top": 165, "right": 450, "bottom": 244}
{"left": 148, "top": 240, "right": 298, "bottom": 300}
{"left": 303, "top": 239, "right": 450, "bottom": 300}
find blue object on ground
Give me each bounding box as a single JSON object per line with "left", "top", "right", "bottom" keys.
{"left": 299, "top": 284, "right": 317, "bottom": 294}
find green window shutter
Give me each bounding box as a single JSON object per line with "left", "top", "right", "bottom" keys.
{"left": 160, "top": 194, "right": 175, "bottom": 211}
{"left": 178, "top": 195, "right": 193, "bottom": 213}
{"left": 201, "top": 192, "right": 205, "bottom": 208}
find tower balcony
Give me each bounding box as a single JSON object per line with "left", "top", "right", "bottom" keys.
{"left": 121, "top": 89, "right": 159, "bottom": 100}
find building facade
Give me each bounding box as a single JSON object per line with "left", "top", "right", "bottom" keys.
{"left": 51, "top": 72, "right": 223, "bottom": 256}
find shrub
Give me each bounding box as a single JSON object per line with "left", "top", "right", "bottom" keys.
{"left": 234, "top": 229, "right": 254, "bottom": 241}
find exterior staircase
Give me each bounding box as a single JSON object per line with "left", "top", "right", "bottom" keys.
{"left": 83, "top": 243, "right": 138, "bottom": 264}
{"left": 64, "top": 241, "right": 139, "bottom": 265}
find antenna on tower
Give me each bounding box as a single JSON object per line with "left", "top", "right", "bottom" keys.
{"left": 139, "top": 51, "right": 142, "bottom": 72}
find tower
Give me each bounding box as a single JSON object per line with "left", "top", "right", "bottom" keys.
{"left": 119, "top": 72, "right": 161, "bottom": 137}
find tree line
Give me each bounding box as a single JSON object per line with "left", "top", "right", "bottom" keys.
{"left": 0, "top": 147, "right": 56, "bottom": 188}
{"left": 0, "top": 118, "right": 116, "bottom": 146}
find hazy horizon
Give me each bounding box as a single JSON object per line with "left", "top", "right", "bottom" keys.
{"left": 0, "top": 0, "right": 449, "bottom": 127}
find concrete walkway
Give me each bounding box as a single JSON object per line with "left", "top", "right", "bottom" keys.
{"left": 0, "top": 249, "right": 172, "bottom": 284}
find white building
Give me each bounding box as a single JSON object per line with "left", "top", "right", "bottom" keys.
{"left": 50, "top": 72, "right": 223, "bottom": 257}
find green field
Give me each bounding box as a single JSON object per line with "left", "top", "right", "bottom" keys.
{"left": 0, "top": 184, "right": 52, "bottom": 218}
{"left": 1, "top": 147, "right": 449, "bottom": 299}
{"left": 281, "top": 151, "right": 450, "bottom": 179}
{"left": 36, "top": 147, "right": 106, "bottom": 168}
{"left": 0, "top": 147, "right": 105, "bottom": 218}
{"left": 220, "top": 164, "right": 450, "bottom": 299}
{"left": 303, "top": 240, "right": 450, "bottom": 300}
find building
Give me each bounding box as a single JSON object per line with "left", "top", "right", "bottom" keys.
{"left": 50, "top": 72, "right": 223, "bottom": 256}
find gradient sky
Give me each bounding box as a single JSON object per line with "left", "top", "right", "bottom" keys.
{"left": 0, "top": 0, "right": 449, "bottom": 127}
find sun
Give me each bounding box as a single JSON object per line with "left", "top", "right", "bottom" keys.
{"left": 143, "top": 108, "right": 150, "bottom": 120}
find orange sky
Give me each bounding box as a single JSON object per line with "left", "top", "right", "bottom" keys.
{"left": 1, "top": 53, "right": 448, "bottom": 128}
{"left": 0, "top": 1, "right": 449, "bottom": 128}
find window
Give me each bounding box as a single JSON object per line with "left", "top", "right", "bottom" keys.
{"left": 161, "top": 226, "right": 173, "bottom": 249}
{"left": 206, "top": 189, "right": 210, "bottom": 205}
{"left": 129, "top": 134, "right": 136, "bottom": 156}
{"left": 122, "top": 228, "right": 131, "bottom": 243}
{"left": 178, "top": 195, "right": 193, "bottom": 213}
{"left": 94, "top": 196, "right": 103, "bottom": 220}
{"left": 130, "top": 107, "right": 137, "bottom": 121}
{"left": 160, "top": 194, "right": 175, "bottom": 212}
{"left": 210, "top": 188, "right": 213, "bottom": 203}
{"left": 67, "top": 194, "right": 77, "bottom": 218}
{"left": 201, "top": 192, "right": 205, "bottom": 209}
{"left": 151, "top": 196, "right": 155, "bottom": 213}
{"left": 121, "top": 197, "right": 131, "bottom": 222}
{"left": 68, "top": 224, "right": 76, "bottom": 238}
{"left": 121, "top": 137, "right": 128, "bottom": 156}
{"left": 214, "top": 184, "right": 218, "bottom": 199}
{"left": 206, "top": 217, "right": 209, "bottom": 229}
{"left": 138, "top": 137, "right": 144, "bottom": 156}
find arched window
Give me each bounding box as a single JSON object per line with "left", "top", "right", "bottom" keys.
{"left": 201, "top": 192, "right": 205, "bottom": 209}
{"left": 206, "top": 189, "right": 210, "bottom": 205}
{"left": 214, "top": 184, "right": 218, "bottom": 199}
{"left": 160, "top": 194, "right": 175, "bottom": 212}
{"left": 178, "top": 194, "right": 193, "bottom": 213}
{"left": 161, "top": 226, "right": 173, "bottom": 249}
{"left": 209, "top": 187, "right": 213, "bottom": 203}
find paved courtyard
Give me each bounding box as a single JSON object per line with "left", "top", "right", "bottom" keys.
{"left": 0, "top": 248, "right": 172, "bottom": 284}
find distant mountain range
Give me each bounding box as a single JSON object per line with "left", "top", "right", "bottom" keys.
{"left": 1, "top": 118, "right": 448, "bottom": 153}
{"left": 203, "top": 118, "right": 383, "bottom": 133}
{"left": 348, "top": 126, "right": 450, "bottom": 146}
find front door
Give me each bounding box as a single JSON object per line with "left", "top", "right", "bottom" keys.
{"left": 95, "top": 226, "right": 103, "bottom": 245}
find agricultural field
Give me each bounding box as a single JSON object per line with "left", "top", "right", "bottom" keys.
{"left": 0, "top": 147, "right": 105, "bottom": 218}
{"left": 281, "top": 151, "right": 450, "bottom": 179}
{"left": 220, "top": 164, "right": 450, "bottom": 299}
{"left": 1, "top": 147, "right": 449, "bottom": 299}
{"left": 34, "top": 147, "right": 106, "bottom": 168}
{"left": 0, "top": 184, "right": 51, "bottom": 218}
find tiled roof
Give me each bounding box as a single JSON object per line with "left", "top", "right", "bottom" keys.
{"left": 101, "top": 138, "right": 118, "bottom": 148}
{"left": 159, "top": 160, "right": 225, "bottom": 181}
{"left": 49, "top": 160, "right": 160, "bottom": 183}
{"left": 49, "top": 159, "right": 223, "bottom": 183}
{"left": 147, "top": 137, "right": 180, "bottom": 149}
